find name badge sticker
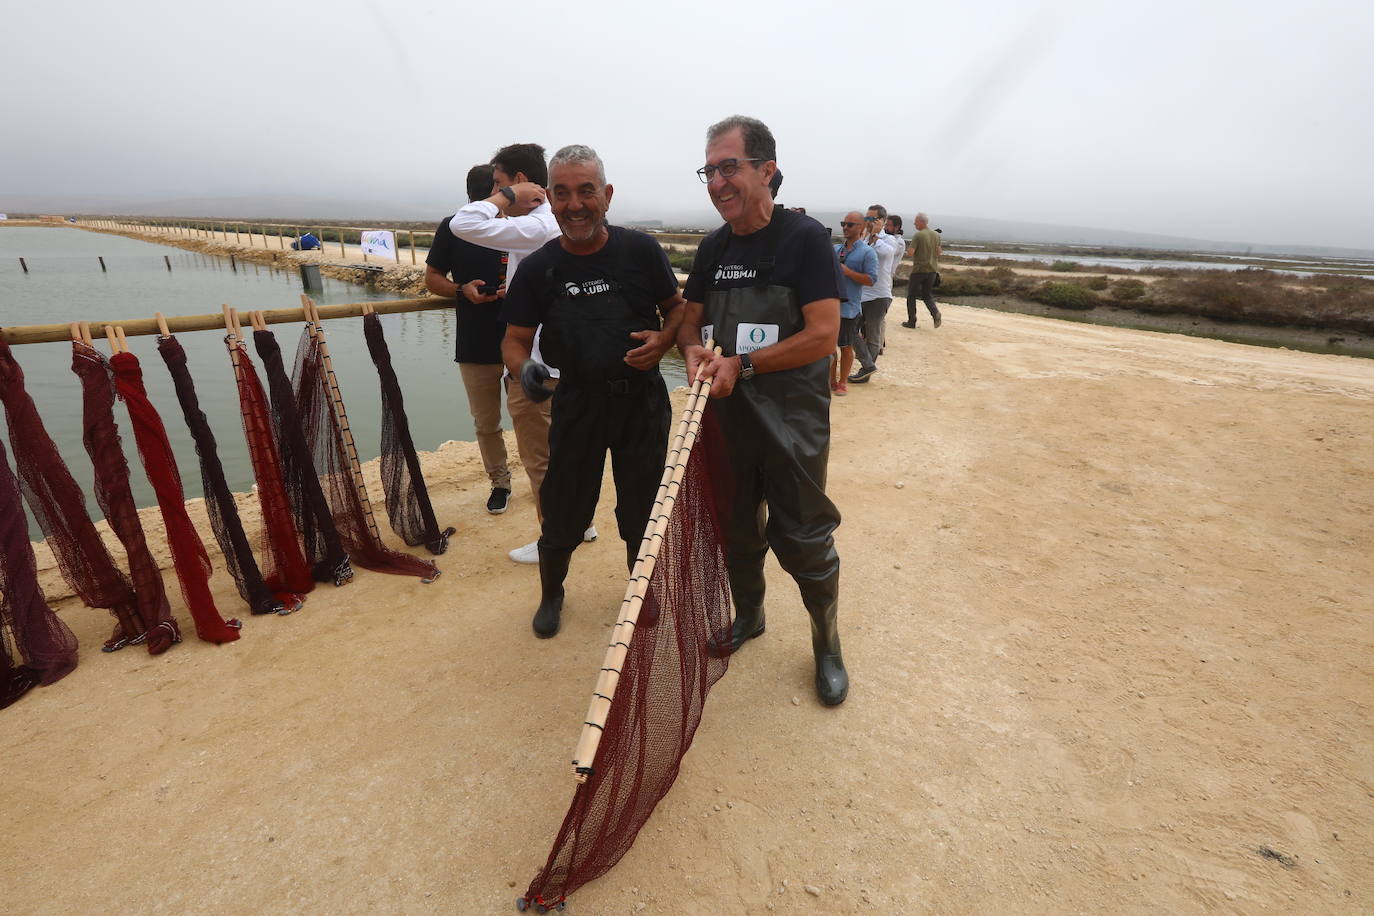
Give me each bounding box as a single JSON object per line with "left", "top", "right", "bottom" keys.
{"left": 736, "top": 323, "right": 780, "bottom": 354}
{"left": 701, "top": 324, "right": 715, "bottom": 347}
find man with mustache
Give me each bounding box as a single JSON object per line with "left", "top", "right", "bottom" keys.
{"left": 501, "top": 145, "right": 683, "bottom": 639}
{"left": 676, "top": 115, "right": 850, "bottom": 706}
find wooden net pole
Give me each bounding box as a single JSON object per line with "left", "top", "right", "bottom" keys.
{"left": 570, "top": 345, "right": 720, "bottom": 781}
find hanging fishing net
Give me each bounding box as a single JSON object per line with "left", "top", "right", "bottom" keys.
{"left": 362, "top": 312, "right": 455, "bottom": 554}
{"left": 0, "top": 436, "right": 78, "bottom": 709}
{"left": 291, "top": 325, "right": 438, "bottom": 581}
{"left": 108, "top": 351, "right": 242, "bottom": 645}
{"left": 155, "top": 334, "right": 295, "bottom": 616}
{"left": 194, "top": 333, "right": 312, "bottom": 612}
{"left": 72, "top": 340, "right": 180, "bottom": 652}
{"left": 0, "top": 339, "right": 172, "bottom": 653}
{"left": 251, "top": 329, "right": 354, "bottom": 587}
{"left": 520, "top": 404, "right": 733, "bottom": 910}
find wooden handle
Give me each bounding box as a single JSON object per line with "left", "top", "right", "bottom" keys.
{"left": 115, "top": 327, "right": 129, "bottom": 351}
{"left": 570, "top": 344, "right": 720, "bottom": 781}
{"left": 103, "top": 325, "right": 119, "bottom": 353}
{"left": 155, "top": 312, "right": 170, "bottom": 337}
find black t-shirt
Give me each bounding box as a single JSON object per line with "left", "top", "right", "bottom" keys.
{"left": 684, "top": 207, "right": 840, "bottom": 305}
{"left": 502, "top": 226, "right": 678, "bottom": 328}
{"left": 426, "top": 216, "right": 505, "bottom": 364}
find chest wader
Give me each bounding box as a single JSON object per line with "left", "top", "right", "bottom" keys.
{"left": 702, "top": 217, "right": 848, "bottom": 705}
{"left": 529, "top": 255, "right": 671, "bottom": 639}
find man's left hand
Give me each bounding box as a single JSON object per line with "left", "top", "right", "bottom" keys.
{"left": 624, "top": 329, "right": 671, "bottom": 370}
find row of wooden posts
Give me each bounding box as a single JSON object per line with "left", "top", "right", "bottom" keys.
{"left": 79, "top": 218, "right": 425, "bottom": 265}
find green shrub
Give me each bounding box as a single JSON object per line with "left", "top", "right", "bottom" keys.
{"left": 1050, "top": 260, "right": 1078, "bottom": 272}
{"left": 1032, "top": 281, "right": 1098, "bottom": 310}
{"left": 936, "top": 274, "right": 1002, "bottom": 296}
{"left": 1084, "top": 275, "right": 1110, "bottom": 290}
{"left": 1112, "top": 278, "right": 1148, "bottom": 301}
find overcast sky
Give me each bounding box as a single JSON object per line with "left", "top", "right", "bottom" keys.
{"left": 4, "top": 0, "right": 1372, "bottom": 249}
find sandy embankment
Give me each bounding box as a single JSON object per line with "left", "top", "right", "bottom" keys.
{"left": 3, "top": 304, "right": 1372, "bottom": 914}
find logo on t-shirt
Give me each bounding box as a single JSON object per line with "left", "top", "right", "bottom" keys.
{"left": 564, "top": 278, "right": 613, "bottom": 297}
{"left": 714, "top": 264, "right": 756, "bottom": 282}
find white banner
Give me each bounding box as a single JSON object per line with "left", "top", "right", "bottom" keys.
{"left": 360, "top": 229, "right": 395, "bottom": 258}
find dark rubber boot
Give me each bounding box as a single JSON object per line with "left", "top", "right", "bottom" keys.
{"left": 801, "top": 570, "right": 848, "bottom": 706}
{"left": 710, "top": 563, "right": 766, "bottom": 656}
{"left": 533, "top": 547, "right": 571, "bottom": 639}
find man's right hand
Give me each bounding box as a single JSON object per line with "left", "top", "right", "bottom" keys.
{"left": 519, "top": 359, "right": 554, "bottom": 403}
{"left": 505, "top": 182, "right": 546, "bottom": 215}
{"left": 460, "top": 279, "right": 501, "bottom": 304}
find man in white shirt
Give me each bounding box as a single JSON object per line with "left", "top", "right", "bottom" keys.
{"left": 447, "top": 143, "right": 596, "bottom": 563}
{"left": 849, "top": 204, "right": 902, "bottom": 383}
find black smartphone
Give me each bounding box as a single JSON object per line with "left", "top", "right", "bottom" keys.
{"left": 478, "top": 283, "right": 499, "bottom": 295}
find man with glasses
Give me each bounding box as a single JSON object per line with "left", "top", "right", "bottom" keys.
{"left": 677, "top": 115, "right": 849, "bottom": 706}
{"left": 849, "top": 205, "right": 901, "bottom": 384}
{"left": 835, "top": 211, "right": 878, "bottom": 395}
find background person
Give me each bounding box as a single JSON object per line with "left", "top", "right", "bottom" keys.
{"left": 446, "top": 143, "right": 597, "bottom": 562}
{"left": 850, "top": 204, "right": 900, "bottom": 383}
{"left": 834, "top": 211, "right": 877, "bottom": 395}
{"left": 424, "top": 164, "right": 511, "bottom": 514}
{"left": 903, "top": 211, "right": 942, "bottom": 328}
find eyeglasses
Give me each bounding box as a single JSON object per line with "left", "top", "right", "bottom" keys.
{"left": 696, "top": 158, "right": 764, "bottom": 183}
{"left": 863, "top": 216, "right": 878, "bottom": 222}
{"left": 839, "top": 221, "right": 860, "bottom": 228}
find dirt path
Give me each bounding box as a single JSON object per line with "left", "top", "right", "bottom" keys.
{"left": 3, "top": 306, "right": 1370, "bottom": 913}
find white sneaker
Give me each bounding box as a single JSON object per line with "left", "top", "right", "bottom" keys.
{"left": 583, "top": 526, "right": 598, "bottom": 542}
{"left": 508, "top": 540, "right": 539, "bottom": 564}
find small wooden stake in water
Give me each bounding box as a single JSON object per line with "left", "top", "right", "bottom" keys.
{"left": 230, "top": 255, "right": 237, "bottom": 272}
{"left": 98, "top": 257, "right": 106, "bottom": 272}
{"left": 164, "top": 255, "right": 172, "bottom": 272}
{"left": 18, "top": 257, "right": 27, "bottom": 273}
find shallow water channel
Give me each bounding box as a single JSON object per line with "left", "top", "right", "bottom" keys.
{"left": 0, "top": 226, "right": 467, "bottom": 538}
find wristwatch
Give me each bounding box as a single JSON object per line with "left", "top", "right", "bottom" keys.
{"left": 498, "top": 186, "right": 516, "bottom": 206}
{"left": 738, "top": 353, "right": 755, "bottom": 380}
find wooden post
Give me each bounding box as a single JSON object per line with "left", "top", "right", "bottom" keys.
{"left": 235, "top": 223, "right": 242, "bottom": 243}
{"left": 18, "top": 257, "right": 27, "bottom": 273}
{"left": 409, "top": 230, "right": 416, "bottom": 265}
{"left": 278, "top": 228, "right": 284, "bottom": 250}
{"left": 98, "top": 256, "right": 106, "bottom": 272}
{"left": 340, "top": 229, "right": 346, "bottom": 258}
{"left": 164, "top": 255, "right": 172, "bottom": 271}
{"left": 230, "top": 255, "right": 237, "bottom": 272}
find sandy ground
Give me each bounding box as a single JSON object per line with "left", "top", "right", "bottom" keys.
{"left": 3, "top": 305, "right": 1372, "bottom": 914}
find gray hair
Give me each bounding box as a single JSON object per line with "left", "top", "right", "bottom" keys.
{"left": 548, "top": 144, "right": 606, "bottom": 185}
{"left": 915, "top": 211, "right": 930, "bottom": 223}
{"left": 867, "top": 204, "right": 888, "bottom": 220}
{"left": 705, "top": 115, "right": 777, "bottom": 163}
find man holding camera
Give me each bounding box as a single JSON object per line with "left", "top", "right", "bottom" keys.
{"left": 425, "top": 164, "right": 511, "bottom": 515}
{"left": 446, "top": 143, "right": 597, "bottom": 563}
{"left": 501, "top": 145, "right": 683, "bottom": 639}
{"left": 849, "top": 204, "right": 901, "bottom": 383}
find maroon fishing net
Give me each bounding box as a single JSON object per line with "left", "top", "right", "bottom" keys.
{"left": 362, "top": 313, "right": 455, "bottom": 555}
{"left": 521, "top": 406, "right": 733, "bottom": 909}
{"left": 252, "top": 329, "right": 353, "bottom": 587}
{"left": 158, "top": 334, "right": 299, "bottom": 616}
{"left": 0, "top": 339, "right": 168, "bottom": 653}
{"left": 108, "top": 351, "right": 242, "bottom": 645}
{"left": 291, "top": 326, "right": 438, "bottom": 581}
{"left": 0, "top": 436, "right": 78, "bottom": 709}
{"left": 72, "top": 341, "right": 180, "bottom": 653}
{"left": 217, "top": 337, "right": 313, "bottom": 610}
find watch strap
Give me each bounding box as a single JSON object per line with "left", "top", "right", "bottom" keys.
{"left": 498, "top": 186, "right": 516, "bottom": 206}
